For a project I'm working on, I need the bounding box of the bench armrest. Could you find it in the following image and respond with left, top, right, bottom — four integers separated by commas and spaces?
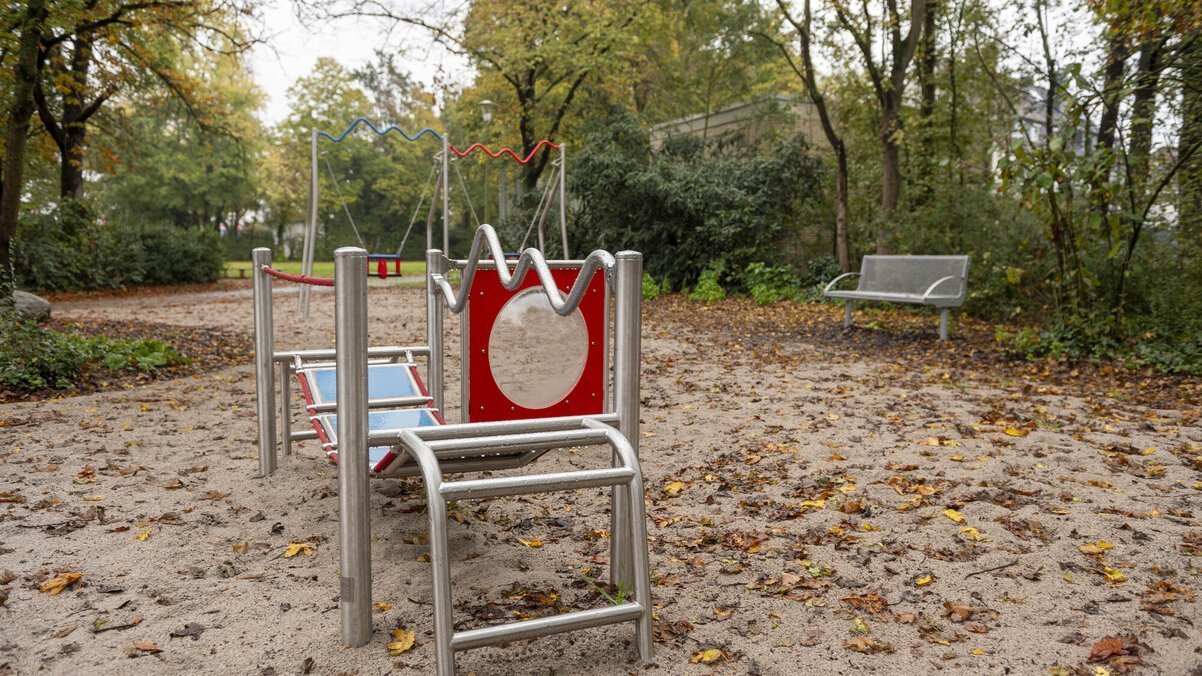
823, 272, 860, 294
921, 275, 960, 301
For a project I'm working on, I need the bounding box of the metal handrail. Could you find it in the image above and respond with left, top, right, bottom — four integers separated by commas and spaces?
921, 275, 961, 301
430, 224, 614, 316
823, 272, 861, 294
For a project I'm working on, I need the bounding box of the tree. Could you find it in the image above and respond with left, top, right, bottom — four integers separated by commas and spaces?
306, 0, 641, 192
830, 0, 927, 254
769, 0, 853, 271
0, 0, 48, 278
32, 0, 256, 200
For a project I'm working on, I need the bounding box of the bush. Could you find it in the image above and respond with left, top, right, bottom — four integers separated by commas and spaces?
571, 110, 826, 291
641, 272, 661, 301
0, 317, 187, 391
12, 201, 223, 291
743, 262, 799, 305
688, 263, 726, 303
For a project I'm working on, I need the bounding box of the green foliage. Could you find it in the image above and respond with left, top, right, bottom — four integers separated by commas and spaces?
0, 319, 187, 391
743, 262, 799, 305
571, 111, 825, 290
688, 262, 726, 303
12, 201, 222, 291
641, 272, 662, 301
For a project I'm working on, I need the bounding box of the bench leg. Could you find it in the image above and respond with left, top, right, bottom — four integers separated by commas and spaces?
939, 309, 949, 341
844, 301, 853, 328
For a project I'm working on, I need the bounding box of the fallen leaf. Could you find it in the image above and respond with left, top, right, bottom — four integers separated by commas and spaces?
845, 636, 894, 654
662, 481, 686, 497
1102, 566, 1127, 584
135, 530, 152, 541
373, 601, 392, 612
915, 574, 935, 587
1004, 427, 1029, 437
39, 573, 83, 596
943, 509, 966, 524
283, 542, 315, 558
517, 538, 544, 548
689, 648, 724, 664
387, 628, 415, 656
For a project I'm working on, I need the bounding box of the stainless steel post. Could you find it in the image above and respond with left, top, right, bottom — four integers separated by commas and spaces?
335, 246, 371, 647
301, 128, 319, 317
426, 249, 446, 415
939, 308, 949, 341
611, 251, 642, 589
844, 301, 853, 328
280, 361, 291, 457
252, 247, 277, 476
442, 137, 450, 255
559, 144, 569, 258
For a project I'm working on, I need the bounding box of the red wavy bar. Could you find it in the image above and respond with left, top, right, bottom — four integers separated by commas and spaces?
449, 139, 561, 164
259, 265, 335, 287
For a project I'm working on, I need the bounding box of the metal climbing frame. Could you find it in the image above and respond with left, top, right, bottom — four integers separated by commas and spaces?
251, 225, 652, 675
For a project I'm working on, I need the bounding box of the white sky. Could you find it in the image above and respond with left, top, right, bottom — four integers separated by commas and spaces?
248, 1, 472, 125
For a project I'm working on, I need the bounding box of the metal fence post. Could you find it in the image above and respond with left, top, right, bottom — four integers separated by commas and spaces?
335, 247, 371, 647
280, 361, 292, 457
252, 247, 277, 477
611, 251, 642, 589
426, 249, 446, 416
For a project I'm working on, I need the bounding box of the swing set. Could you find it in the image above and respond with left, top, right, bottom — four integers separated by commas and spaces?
297, 118, 571, 317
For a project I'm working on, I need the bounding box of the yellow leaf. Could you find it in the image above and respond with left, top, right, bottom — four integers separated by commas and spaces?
232, 541, 249, 554
943, 509, 965, 524
971, 648, 988, 655
283, 542, 315, 558
517, 538, 544, 548
1140, 448, 1155, 456
960, 527, 990, 542
915, 574, 934, 587
39, 573, 82, 595
689, 649, 724, 664
662, 481, 686, 496
387, 628, 415, 656
798, 499, 825, 510
1095, 540, 1114, 550
1102, 566, 1126, 583
135, 530, 151, 541
83, 495, 103, 502
1063, 571, 1075, 584
950, 455, 965, 462
1095, 667, 1112, 676
852, 617, 870, 634
373, 601, 392, 613
1004, 427, 1029, 437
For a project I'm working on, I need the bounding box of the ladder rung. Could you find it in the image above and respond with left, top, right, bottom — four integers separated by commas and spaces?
425, 429, 609, 454
308, 395, 431, 412
450, 602, 644, 652
440, 466, 635, 501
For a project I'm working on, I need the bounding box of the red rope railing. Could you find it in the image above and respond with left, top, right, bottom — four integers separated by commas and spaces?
260, 265, 335, 287
448, 139, 560, 165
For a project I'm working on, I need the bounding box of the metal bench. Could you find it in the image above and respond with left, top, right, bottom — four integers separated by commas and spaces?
823, 255, 970, 340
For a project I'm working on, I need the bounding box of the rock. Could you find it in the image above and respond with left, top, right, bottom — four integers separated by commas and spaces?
13, 290, 50, 322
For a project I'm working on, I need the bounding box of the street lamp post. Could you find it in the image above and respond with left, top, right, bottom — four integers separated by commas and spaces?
480, 99, 494, 225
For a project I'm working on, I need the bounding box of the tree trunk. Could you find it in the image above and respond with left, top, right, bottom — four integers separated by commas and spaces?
1179, 37, 1202, 250
835, 143, 851, 271
0, 0, 48, 280
878, 95, 902, 254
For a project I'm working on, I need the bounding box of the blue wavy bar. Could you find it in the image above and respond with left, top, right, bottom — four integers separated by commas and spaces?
317, 117, 444, 143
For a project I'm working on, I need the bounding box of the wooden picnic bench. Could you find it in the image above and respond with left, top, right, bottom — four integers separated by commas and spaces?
823, 255, 970, 340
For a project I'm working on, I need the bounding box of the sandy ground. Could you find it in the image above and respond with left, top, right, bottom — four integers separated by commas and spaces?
1, 283, 1200, 675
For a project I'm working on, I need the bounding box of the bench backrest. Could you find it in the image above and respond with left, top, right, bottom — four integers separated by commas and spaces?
858, 255, 970, 298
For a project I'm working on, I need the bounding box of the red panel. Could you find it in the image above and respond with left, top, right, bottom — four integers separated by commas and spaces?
467, 268, 606, 422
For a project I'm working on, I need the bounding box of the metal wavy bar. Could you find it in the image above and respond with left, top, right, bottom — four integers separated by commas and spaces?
448, 139, 561, 164
430, 224, 614, 317
317, 117, 444, 143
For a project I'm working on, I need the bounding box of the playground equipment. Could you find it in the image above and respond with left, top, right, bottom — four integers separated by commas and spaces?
298, 117, 572, 317
252, 225, 651, 675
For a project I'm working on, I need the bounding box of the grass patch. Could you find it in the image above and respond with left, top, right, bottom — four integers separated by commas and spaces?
224, 260, 426, 279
